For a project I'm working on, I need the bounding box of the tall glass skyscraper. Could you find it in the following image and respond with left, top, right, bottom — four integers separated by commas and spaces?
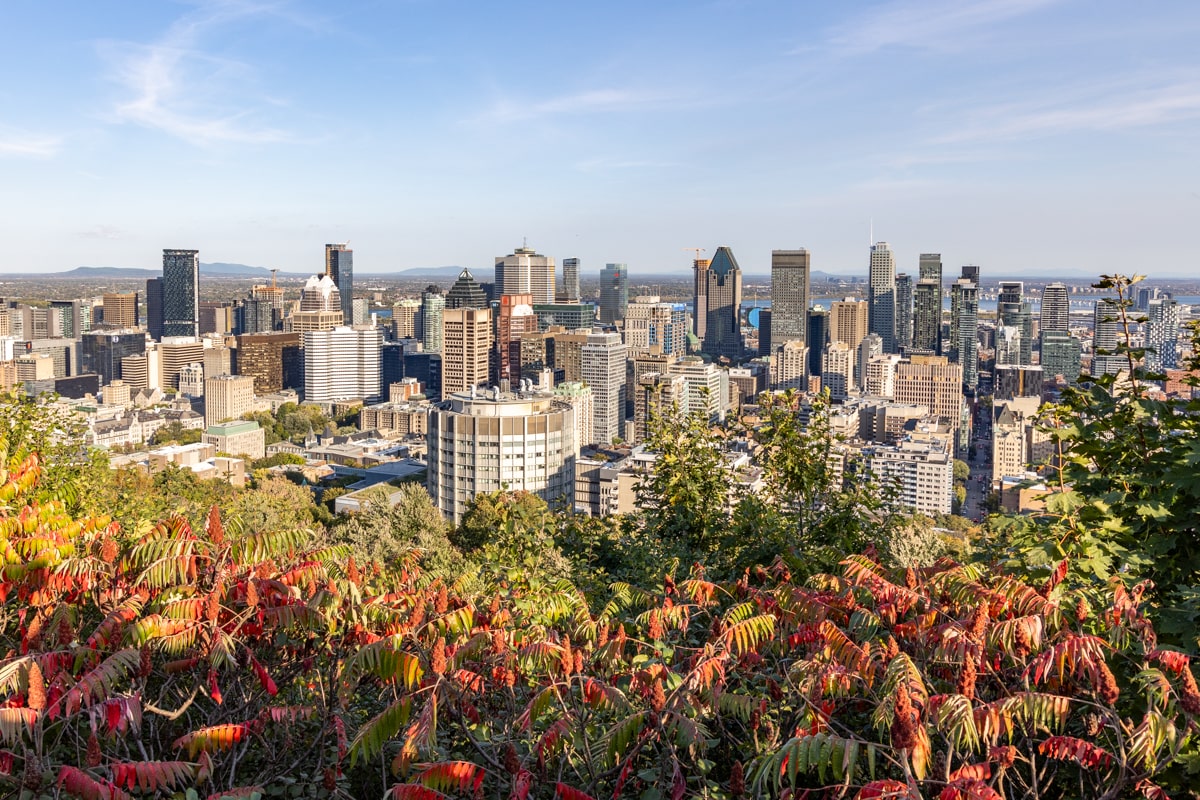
145, 277, 164, 340
949, 276, 979, 390
1040, 282, 1069, 335
998, 281, 1033, 365
561, 257, 581, 302
700, 247, 743, 361
868, 242, 896, 353
598, 263, 629, 324
325, 243, 353, 324
421, 286, 445, 354
770, 249, 810, 351
161, 249, 199, 338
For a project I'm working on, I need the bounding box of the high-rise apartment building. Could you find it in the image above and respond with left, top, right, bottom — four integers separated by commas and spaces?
560, 258, 581, 302
598, 263, 629, 324
145, 278, 164, 340
421, 287, 445, 353
894, 355, 964, 430
1146, 298, 1181, 372
1091, 298, 1124, 376
830, 298, 869, 351
857, 333, 883, 392
441, 307, 493, 398
1040, 332, 1082, 385
325, 243, 353, 324
205, 373, 256, 427
235, 298, 275, 335
427, 389, 576, 524
668, 356, 728, 421
1040, 282, 1069, 335
392, 299, 420, 340
949, 277, 979, 390
894, 273, 913, 352
700, 246, 743, 361
770, 249, 810, 351
495, 245, 555, 305
913, 280, 941, 354
102, 293, 138, 329
303, 325, 382, 403
581, 331, 627, 444
998, 282, 1033, 366
775, 340, 809, 391
821, 341, 855, 401
162, 249, 199, 338
445, 269, 489, 310
919, 253, 943, 283
868, 242, 896, 353
960, 265, 980, 284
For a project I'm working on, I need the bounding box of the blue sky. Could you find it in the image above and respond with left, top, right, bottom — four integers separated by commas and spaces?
3, 0, 1200, 277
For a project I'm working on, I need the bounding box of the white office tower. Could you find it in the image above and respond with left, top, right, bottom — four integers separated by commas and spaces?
427, 389, 576, 524
868, 242, 897, 353
996, 325, 1023, 366
205, 373, 256, 427
496, 245, 556, 305
822, 341, 855, 401
1146, 298, 1181, 372
581, 331, 627, 444
667, 356, 728, 421
303, 325, 383, 403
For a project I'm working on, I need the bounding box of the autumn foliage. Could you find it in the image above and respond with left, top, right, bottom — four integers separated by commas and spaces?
0, 449, 1196, 798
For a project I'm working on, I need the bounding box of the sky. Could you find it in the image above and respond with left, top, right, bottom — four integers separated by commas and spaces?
3, 0, 1200, 278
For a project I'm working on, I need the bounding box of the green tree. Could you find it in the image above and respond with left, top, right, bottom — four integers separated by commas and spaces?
456, 490, 570, 585
331, 483, 468, 578
638, 401, 731, 564
149, 420, 201, 446
952, 458, 970, 484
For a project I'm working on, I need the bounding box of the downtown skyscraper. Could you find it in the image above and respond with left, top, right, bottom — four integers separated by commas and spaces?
912, 253, 942, 355
599, 263, 629, 324
161, 249, 199, 338
325, 243, 353, 324
998, 281, 1033, 366
496, 245, 555, 305
1040, 282, 1070, 335
769, 249, 811, 352
700, 246, 744, 361
868, 242, 896, 354
560, 258, 581, 302
949, 271, 979, 390
894, 273, 913, 352
1146, 298, 1181, 372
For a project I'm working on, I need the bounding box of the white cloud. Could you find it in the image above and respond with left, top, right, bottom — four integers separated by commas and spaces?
103, 1, 303, 146
938, 81, 1200, 144
824, 0, 1060, 55
0, 129, 61, 158
480, 89, 675, 124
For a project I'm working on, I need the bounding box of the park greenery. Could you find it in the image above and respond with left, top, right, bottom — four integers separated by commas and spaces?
0, 274, 1196, 798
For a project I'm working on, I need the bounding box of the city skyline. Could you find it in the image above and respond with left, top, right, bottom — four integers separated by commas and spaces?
2, 1, 1199, 276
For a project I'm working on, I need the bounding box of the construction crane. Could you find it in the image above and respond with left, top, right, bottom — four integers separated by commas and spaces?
270, 268, 278, 288
682, 247, 706, 264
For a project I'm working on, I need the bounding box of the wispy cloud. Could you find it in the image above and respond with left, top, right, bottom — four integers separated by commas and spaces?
77, 225, 126, 240
938, 81, 1200, 144
102, 1, 307, 146
824, 0, 1060, 55
0, 128, 61, 158
574, 156, 680, 173
480, 89, 676, 124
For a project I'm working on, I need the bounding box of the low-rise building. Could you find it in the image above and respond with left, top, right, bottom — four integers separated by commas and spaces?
202, 420, 266, 460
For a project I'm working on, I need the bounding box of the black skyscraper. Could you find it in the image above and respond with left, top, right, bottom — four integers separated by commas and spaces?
146, 277, 164, 340
807, 308, 829, 377
161, 250, 199, 338
325, 244, 353, 323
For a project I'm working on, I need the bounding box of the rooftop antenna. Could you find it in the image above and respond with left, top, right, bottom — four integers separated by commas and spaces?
869, 218, 874, 247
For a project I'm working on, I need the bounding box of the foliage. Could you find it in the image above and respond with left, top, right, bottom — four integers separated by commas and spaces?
735, 390, 897, 577
249, 452, 306, 471
992, 275, 1200, 649
878, 519, 950, 569
331, 483, 468, 578
456, 490, 571, 587
149, 420, 202, 447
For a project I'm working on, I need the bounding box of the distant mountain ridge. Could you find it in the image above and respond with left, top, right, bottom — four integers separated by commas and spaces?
50, 263, 276, 278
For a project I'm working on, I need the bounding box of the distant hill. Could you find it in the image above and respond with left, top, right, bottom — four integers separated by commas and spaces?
49, 263, 277, 279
